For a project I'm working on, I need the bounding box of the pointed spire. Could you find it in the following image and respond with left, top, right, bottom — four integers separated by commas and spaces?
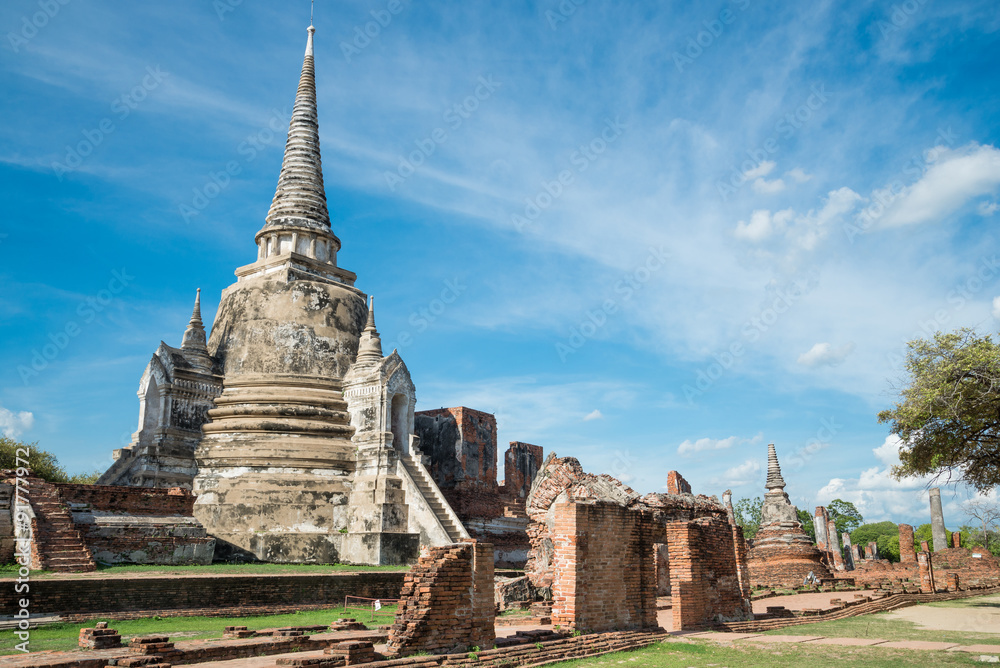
262, 22, 332, 235
765, 443, 786, 491
181, 289, 208, 353
356, 296, 384, 365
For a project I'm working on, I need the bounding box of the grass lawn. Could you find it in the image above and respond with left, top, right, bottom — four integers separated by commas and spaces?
0, 562, 409, 579
553, 638, 992, 668
0, 605, 399, 655
758, 594, 1000, 647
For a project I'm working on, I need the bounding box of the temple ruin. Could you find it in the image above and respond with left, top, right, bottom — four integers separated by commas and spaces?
746, 444, 832, 587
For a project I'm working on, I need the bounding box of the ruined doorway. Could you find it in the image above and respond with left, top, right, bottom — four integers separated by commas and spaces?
390, 393, 408, 453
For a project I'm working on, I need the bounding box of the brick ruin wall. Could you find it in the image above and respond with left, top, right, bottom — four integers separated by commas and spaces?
898, 523, 916, 563
414, 408, 505, 519
504, 442, 544, 500
58, 483, 214, 565
665, 471, 691, 495
0, 571, 406, 616
666, 517, 752, 629
550, 501, 659, 632
57, 484, 196, 515
415, 411, 542, 567
387, 542, 494, 655
840, 523, 1000, 590
526, 456, 751, 630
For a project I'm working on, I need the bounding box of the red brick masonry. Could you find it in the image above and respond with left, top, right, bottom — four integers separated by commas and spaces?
387, 542, 494, 655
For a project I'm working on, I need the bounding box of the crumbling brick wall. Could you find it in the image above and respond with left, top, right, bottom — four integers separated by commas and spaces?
58, 483, 213, 565
899, 523, 916, 564
550, 501, 659, 632
667, 516, 753, 629
504, 442, 543, 499
57, 484, 195, 515
666, 471, 691, 495
525, 455, 751, 630
414, 407, 502, 519
387, 541, 494, 656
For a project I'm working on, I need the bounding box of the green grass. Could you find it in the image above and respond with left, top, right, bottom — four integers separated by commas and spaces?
760, 602, 1000, 646
0, 562, 409, 579
0, 605, 398, 655
551, 638, 991, 668
498, 608, 533, 617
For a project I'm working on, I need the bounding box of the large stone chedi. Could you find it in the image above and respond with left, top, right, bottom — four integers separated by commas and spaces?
192, 24, 420, 564
745, 444, 832, 587
105, 22, 434, 564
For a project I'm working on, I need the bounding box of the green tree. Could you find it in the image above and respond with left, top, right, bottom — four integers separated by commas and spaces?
827, 499, 864, 534
0, 437, 99, 484
797, 509, 815, 540
734, 496, 763, 540
878, 329, 1000, 492
0, 437, 67, 482
912, 523, 955, 552
850, 521, 901, 561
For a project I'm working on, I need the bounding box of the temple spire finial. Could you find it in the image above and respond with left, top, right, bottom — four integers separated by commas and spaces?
181, 289, 209, 355
765, 443, 786, 491
260, 15, 332, 235
356, 295, 384, 365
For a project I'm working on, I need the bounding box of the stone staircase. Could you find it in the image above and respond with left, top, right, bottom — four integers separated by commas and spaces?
28, 479, 97, 572
398, 454, 469, 544
503, 497, 528, 518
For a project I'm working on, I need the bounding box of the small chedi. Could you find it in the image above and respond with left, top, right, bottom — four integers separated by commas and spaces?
746, 444, 832, 587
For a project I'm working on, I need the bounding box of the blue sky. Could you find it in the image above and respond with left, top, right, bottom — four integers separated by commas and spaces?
1, 0, 999, 528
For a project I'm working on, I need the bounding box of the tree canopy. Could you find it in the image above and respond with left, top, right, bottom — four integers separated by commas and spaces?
0, 436, 101, 484
797, 509, 815, 540
827, 499, 864, 535
734, 496, 762, 540
850, 521, 902, 563
878, 329, 1000, 492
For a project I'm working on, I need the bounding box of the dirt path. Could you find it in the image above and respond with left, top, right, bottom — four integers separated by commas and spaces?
882, 593, 1000, 633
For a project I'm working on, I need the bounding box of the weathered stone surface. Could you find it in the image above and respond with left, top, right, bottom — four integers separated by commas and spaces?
929, 487, 947, 553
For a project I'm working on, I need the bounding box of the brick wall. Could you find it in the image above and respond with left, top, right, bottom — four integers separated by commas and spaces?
504, 442, 543, 499
666, 516, 753, 630
0, 572, 406, 615
525, 456, 750, 632
414, 408, 497, 492
57, 484, 195, 515
415, 407, 502, 521
550, 501, 658, 632
665, 471, 691, 495
387, 542, 494, 655
917, 551, 936, 593
899, 523, 916, 564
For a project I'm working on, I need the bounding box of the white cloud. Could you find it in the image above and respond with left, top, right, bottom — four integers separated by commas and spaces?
981, 201, 1000, 216
0, 407, 34, 439
583, 409, 603, 421
713, 459, 761, 487
816, 436, 943, 523
993, 296, 1000, 320
753, 177, 786, 194
677, 432, 763, 455
734, 208, 794, 242
734, 188, 861, 250
744, 160, 776, 179
880, 143, 1000, 227
797, 341, 856, 367
787, 167, 812, 183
